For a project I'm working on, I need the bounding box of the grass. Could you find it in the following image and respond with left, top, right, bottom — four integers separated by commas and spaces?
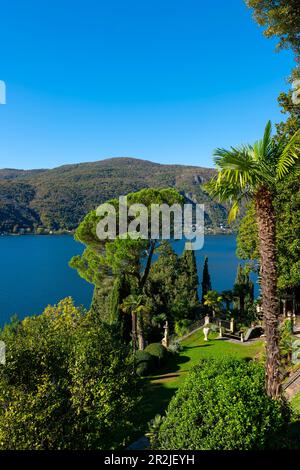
291, 391, 300, 414
134, 329, 264, 437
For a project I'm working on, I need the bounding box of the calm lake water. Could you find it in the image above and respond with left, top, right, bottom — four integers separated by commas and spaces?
0, 234, 257, 326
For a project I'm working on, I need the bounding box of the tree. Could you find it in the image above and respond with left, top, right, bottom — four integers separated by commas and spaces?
201, 257, 212, 303
279, 319, 294, 368
233, 264, 254, 317
221, 290, 233, 312
203, 290, 223, 318
70, 188, 184, 321
109, 274, 131, 341
237, 170, 300, 293
245, 1, 300, 145
0, 298, 140, 449
120, 294, 149, 351
276, 171, 300, 292
246, 0, 300, 59
276, 89, 300, 141
144, 242, 200, 335
236, 204, 260, 263
205, 121, 300, 397
181, 248, 199, 302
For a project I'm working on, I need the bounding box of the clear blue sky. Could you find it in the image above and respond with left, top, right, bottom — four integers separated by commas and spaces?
0, 0, 295, 170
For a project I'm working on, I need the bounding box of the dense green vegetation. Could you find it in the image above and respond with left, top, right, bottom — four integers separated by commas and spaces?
0, 157, 231, 234
152, 358, 291, 450
70, 188, 201, 348
246, 0, 300, 59
0, 298, 140, 450
206, 121, 300, 397
132, 330, 265, 443
1, 0, 300, 452
237, 170, 300, 293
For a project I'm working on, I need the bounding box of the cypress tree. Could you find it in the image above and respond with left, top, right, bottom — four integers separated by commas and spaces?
181, 248, 199, 302
90, 279, 113, 323
201, 257, 212, 303
110, 274, 131, 342
235, 264, 245, 285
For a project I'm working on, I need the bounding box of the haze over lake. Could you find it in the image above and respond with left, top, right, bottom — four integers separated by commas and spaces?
0, 234, 257, 326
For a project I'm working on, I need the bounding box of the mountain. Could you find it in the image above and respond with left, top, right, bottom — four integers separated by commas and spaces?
0, 157, 232, 234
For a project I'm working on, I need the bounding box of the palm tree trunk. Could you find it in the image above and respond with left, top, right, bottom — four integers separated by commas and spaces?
131, 311, 137, 353
137, 315, 145, 350
255, 188, 281, 398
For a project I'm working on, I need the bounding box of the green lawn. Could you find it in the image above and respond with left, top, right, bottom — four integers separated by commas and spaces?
135, 329, 264, 436
291, 391, 300, 414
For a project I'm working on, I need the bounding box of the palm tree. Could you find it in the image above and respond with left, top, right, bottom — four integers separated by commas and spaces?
206, 121, 300, 397
221, 290, 233, 312
203, 290, 223, 318
121, 294, 149, 351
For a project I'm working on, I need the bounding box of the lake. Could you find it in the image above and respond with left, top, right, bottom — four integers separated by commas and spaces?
0, 234, 257, 326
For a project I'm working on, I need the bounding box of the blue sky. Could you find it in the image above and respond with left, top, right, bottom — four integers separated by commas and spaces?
0, 0, 295, 170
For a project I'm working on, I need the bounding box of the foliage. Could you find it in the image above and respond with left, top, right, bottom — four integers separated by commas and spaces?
120, 294, 149, 351
181, 249, 199, 302
70, 188, 183, 287
233, 264, 254, 318
276, 171, 300, 290
174, 319, 193, 337
280, 319, 295, 367
205, 121, 300, 221
0, 158, 226, 234
205, 121, 300, 396
135, 351, 155, 377
237, 170, 300, 291
203, 290, 223, 315
221, 289, 234, 311
0, 298, 140, 450
236, 203, 259, 261
276, 88, 300, 141
201, 256, 212, 303
153, 358, 291, 450
144, 343, 167, 367
246, 0, 300, 59
146, 415, 165, 449
89, 279, 114, 323
109, 274, 131, 340
167, 340, 183, 354
144, 242, 200, 335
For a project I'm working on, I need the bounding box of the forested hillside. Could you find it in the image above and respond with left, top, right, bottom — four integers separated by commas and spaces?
0, 157, 231, 233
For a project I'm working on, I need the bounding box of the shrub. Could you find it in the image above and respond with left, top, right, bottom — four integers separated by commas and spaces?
135, 351, 155, 376
174, 319, 192, 337
144, 343, 167, 367
168, 340, 183, 354
0, 298, 140, 450
154, 358, 291, 450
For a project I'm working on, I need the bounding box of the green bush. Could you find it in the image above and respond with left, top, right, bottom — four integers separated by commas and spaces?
174, 319, 192, 337
154, 358, 291, 450
0, 298, 140, 450
144, 343, 167, 367
168, 340, 183, 354
135, 351, 154, 376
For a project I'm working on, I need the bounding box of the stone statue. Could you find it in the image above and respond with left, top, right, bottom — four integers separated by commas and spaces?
162, 321, 169, 348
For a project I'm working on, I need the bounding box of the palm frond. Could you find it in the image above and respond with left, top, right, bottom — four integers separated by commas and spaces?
228, 200, 240, 223
261, 120, 272, 159
276, 129, 300, 180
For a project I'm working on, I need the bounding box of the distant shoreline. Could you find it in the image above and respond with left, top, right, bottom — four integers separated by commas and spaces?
0, 228, 236, 237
